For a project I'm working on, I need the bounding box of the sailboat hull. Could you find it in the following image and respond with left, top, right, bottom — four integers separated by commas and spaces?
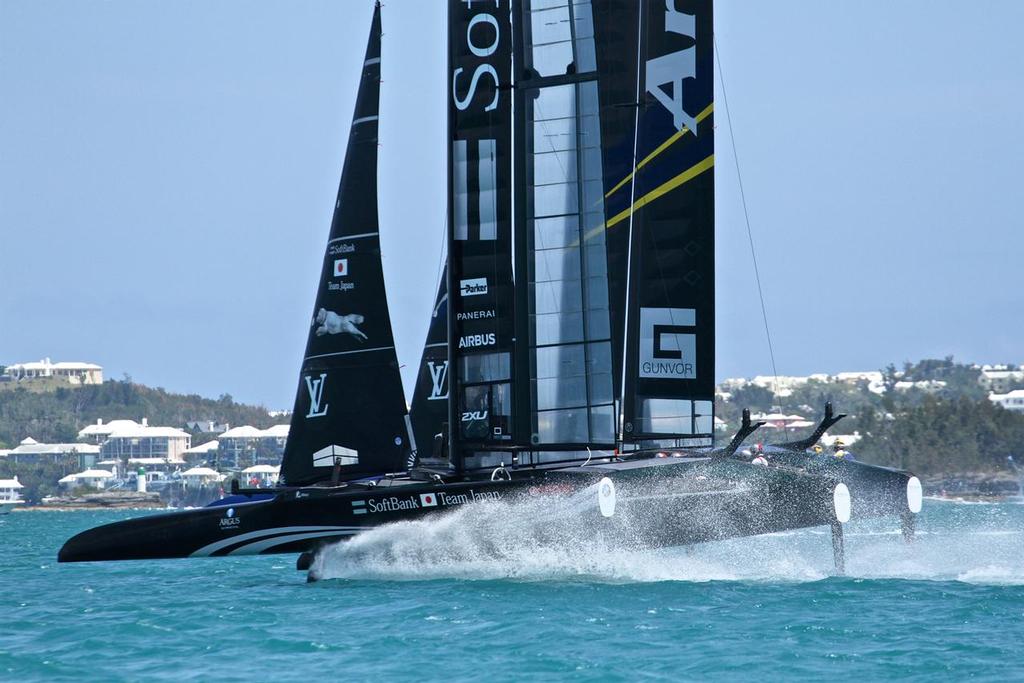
58, 456, 915, 563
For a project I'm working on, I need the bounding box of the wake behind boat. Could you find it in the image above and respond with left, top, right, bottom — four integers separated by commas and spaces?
59, 0, 919, 575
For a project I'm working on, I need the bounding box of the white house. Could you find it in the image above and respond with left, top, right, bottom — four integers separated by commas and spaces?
6, 438, 101, 469
3, 358, 103, 385
78, 419, 147, 444
979, 365, 1024, 393
990, 389, 1024, 413
181, 440, 220, 465
218, 425, 289, 468
100, 421, 191, 462
181, 467, 223, 488
60, 469, 115, 490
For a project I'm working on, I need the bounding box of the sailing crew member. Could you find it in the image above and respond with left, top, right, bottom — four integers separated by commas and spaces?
751, 443, 768, 466
812, 445, 824, 455
832, 439, 853, 460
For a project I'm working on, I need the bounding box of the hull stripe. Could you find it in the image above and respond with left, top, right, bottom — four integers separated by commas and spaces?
189, 526, 363, 558
230, 529, 361, 555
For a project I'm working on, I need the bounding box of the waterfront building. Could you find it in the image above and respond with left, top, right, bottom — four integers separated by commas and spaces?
242, 464, 280, 487
59, 469, 115, 490
78, 419, 147, 444
989, 389, 1024, 413
184, 421, 230, 435
218, 425, 289, 469
181, 440, 220, 466
5, 438, 101, 469
978, 365, 1024, 393
181, 467, 223, 488
100, 422, 191, 462
3, 358, 103, 385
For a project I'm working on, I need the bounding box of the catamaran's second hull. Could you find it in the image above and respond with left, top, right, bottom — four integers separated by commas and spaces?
57, 456, 916, 564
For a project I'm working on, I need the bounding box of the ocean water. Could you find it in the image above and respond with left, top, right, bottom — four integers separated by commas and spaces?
2, 500, 1023, 681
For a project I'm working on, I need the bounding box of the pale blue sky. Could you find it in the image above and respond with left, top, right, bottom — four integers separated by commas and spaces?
2, 1, 1022, 409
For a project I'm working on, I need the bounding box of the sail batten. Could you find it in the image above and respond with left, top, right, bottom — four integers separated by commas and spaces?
280, 3, 412, 486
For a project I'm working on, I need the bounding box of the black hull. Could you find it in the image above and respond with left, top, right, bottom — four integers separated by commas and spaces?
58, 456, 917, 564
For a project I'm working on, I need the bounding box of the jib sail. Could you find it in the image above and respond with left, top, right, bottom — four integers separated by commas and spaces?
280, 3, 412, 486
621, 0, 715, 445
409, 265, 450, 465
446, 0, 516, 470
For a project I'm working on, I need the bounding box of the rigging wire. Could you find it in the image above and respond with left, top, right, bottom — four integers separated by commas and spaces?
713, 34, 780, 403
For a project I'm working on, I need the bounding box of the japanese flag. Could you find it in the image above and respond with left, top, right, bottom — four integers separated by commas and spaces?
333, 259, 348, 277
419, 492, 438, 507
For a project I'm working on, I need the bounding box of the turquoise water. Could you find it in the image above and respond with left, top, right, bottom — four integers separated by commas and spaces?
2, 501, 1023, 681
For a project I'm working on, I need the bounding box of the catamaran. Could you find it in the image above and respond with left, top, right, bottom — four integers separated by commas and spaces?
59, 0, 921, 574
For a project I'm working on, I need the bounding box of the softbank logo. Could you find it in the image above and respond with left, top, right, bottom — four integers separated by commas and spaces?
646, 3, 699, 133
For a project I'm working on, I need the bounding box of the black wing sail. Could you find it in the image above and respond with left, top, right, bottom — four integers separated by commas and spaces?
280, 3, 411, 486
446, 0, 517, 471
409, 265, 449, 465
622, 0, 715, 446
510, 0, 631, 459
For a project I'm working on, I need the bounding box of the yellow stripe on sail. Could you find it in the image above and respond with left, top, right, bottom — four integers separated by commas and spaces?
604, 102, 714, 200
602, 153, 715, 231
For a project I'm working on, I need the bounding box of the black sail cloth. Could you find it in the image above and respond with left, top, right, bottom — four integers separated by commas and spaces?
280, 4, 411, 486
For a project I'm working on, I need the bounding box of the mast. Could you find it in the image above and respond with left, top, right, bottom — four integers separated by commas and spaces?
279, 3, 412, 486
446, 0, 516, 472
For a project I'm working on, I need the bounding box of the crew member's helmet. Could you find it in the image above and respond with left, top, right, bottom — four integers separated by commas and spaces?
812, 445, 823, 454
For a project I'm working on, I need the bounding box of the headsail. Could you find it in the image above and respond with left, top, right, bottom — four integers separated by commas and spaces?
280, 3, 411, 486
620, 0, 715, 445
409, 265, 450, 465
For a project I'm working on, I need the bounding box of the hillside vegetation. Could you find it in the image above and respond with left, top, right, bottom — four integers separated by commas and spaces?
0, 380, 279, 447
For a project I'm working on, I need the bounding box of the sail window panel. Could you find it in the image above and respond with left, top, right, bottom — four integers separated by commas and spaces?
583, 243, 608, 277
535, 343, 586, 379
533, 150, 577, 186
574, 38, 596, 74
694, 400, 714, 434
528, 0, 569, 12
530, 42, 575, 78
459, 351, 511, 384
581, 180, 604, 214
536, 408, 589, 443
584, 275, 609, 308
532, 279, 583, 315
533, 312, 584, 346
529, 6, 572, 47
533, 85, 575, 122
533, 181, 580, 217
534, 246, 582, 284
533, 215, 579, 250
571, 2, 595, 39
581, 211, 606, 245
535, 376, 588, 411
534, 119, 577, 154
587, 372, 614, 406
589, 405, 616, 443
579, 80, 600, 116
640, 398, 694, 435
580, 146, 603, 182
586, 311, 611, 341
578, 115, 601, 150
